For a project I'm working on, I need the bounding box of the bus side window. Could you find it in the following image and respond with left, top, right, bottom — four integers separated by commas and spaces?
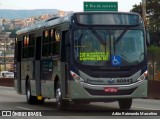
53, 28, 60, 56
23, 35, 29, 59
49, 29, 54, 56
43, 30, 49, 43
42, 30, 49, 57
28, 34, 35, 58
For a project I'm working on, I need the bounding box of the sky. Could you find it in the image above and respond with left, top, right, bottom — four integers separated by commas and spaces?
0, 0, 141, 12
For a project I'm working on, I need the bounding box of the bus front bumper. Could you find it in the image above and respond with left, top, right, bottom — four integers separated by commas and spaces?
69, 80, 148, 101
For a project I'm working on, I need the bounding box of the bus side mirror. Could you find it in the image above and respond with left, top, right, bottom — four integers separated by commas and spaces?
146, 30, 150, 45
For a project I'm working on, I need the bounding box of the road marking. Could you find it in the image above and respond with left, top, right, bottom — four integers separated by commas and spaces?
132, 106, 160, 110
15, 106, 33, 110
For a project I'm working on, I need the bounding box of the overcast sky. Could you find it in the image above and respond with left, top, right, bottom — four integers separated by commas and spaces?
0, 0, 141, 12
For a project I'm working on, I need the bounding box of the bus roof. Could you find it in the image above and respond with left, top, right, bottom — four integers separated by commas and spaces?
16, 11, 140, 35
16, 12, 74, 35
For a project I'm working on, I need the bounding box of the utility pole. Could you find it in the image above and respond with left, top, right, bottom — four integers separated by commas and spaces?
142, 0, 147, 27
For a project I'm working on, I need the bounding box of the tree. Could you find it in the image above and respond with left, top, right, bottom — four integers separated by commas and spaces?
131, 0, 160, 46
131, 3, 142, 16
131, 0, 160, 28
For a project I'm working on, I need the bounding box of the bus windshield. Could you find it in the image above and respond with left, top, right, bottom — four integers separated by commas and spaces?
74, 29, 144, 66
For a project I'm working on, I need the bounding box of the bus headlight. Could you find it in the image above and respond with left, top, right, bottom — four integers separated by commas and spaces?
137, 71, 148, 81
70, 71, 84, 83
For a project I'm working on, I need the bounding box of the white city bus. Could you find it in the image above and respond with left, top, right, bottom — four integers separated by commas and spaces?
15, 12, 148, 110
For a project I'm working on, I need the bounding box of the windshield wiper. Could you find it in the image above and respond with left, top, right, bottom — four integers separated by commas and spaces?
113, 27, 130, 54
75, 33, 83, 41
115, 27, 129, 44
89, 27, 106, 44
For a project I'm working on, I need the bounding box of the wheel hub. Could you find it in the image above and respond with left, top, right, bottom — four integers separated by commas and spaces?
56, 88, 61, 104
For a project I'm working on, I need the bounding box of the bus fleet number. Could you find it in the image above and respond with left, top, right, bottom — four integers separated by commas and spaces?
117, 79, 133, 83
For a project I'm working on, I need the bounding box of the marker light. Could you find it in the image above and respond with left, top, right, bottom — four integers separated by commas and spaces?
70, 71, 84, 82
137, 71, 148, 81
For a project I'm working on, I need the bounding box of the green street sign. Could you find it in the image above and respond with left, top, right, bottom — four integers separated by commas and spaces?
84, 2, 118, 11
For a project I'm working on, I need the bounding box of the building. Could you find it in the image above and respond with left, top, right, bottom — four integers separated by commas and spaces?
0, 31, 14, 71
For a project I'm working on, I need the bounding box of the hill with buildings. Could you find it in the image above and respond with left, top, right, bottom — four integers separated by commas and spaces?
0, 9, 58, 19
0, 9, 65, 71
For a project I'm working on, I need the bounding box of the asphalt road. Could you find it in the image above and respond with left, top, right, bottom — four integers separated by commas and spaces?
0, 86, 160, 119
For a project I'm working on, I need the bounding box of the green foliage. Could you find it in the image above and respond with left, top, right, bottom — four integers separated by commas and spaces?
131, 0, 160, 46
147, 45, 160, 54
131, 4, 142, 16
131, 0, 160, 30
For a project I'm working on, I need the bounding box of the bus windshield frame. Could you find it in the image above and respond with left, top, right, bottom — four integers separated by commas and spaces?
72, 12, 145, 68
74, 12, 141, 26
73, 28, 145, 67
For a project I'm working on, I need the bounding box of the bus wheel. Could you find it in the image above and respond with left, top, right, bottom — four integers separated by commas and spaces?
26, 80, 37, 104
118, 99, 132, 110
55, 81, 68, 110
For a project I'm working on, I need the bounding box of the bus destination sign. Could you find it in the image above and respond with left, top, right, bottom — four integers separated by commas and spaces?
84, 2, 118, 11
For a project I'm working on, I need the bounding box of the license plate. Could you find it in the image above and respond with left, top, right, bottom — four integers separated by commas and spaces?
104, 87, 118, 93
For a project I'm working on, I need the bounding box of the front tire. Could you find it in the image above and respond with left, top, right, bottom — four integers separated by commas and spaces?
26, 80, 37, 104
118, 99, 132, 110
55, 81, 68, 110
